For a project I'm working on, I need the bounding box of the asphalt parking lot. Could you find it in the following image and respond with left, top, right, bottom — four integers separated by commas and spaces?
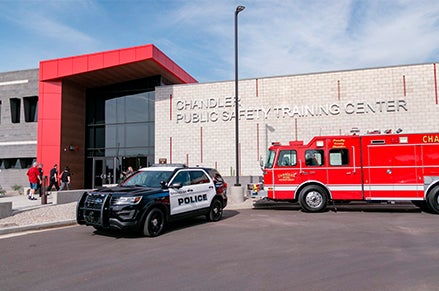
1, 200, 437, 290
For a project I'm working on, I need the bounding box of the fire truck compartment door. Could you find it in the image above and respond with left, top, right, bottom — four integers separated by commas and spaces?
365, 144, 420, 199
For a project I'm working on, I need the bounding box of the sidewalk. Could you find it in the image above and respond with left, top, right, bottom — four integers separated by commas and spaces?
0, 193, 77, 235
0, 193, 256, 236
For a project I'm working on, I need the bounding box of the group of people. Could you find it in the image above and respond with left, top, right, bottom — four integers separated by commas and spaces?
26, 162, 71, 200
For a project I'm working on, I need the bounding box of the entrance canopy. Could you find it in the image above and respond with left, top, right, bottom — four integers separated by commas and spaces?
37, 44, 197, 188
39, 44, 197, 86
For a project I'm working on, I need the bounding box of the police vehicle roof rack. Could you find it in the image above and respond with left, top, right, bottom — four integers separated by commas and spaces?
151, 163, 187, 168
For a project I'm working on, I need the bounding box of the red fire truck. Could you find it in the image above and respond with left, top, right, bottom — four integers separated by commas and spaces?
261, 132, 439, 213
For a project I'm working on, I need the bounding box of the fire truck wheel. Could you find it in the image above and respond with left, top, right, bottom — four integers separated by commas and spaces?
427, 187, 439, 214
141, 208, 165, 237
299, 185, 328, 212
206, 199, 223, 222
411, 200, 430, 212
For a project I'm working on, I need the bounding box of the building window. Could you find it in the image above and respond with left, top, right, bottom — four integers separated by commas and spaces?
10, 98, 21, 123
0, 158, 35, 169
23, 96, 38, 122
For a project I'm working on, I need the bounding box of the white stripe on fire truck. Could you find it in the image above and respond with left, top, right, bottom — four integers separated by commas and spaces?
267, 184, 423, 192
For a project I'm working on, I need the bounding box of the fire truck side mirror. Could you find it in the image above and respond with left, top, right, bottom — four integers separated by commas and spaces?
259, 156, 264, 169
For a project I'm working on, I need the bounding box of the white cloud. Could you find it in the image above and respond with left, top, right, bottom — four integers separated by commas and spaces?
0, 0, 438, 81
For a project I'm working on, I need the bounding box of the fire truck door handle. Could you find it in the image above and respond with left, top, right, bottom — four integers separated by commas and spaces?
352, 146, 356, 174
387, 169, 392, 174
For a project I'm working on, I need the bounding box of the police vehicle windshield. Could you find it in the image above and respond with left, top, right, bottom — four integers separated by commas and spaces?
121, 170, 174, 188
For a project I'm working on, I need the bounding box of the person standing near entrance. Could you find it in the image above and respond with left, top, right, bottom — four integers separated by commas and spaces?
59, 166, 71, 190
26, 162, 41, 200
47, 164, 60, 192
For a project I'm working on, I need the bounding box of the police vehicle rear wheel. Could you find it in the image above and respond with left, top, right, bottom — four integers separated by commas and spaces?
427, 187, 439, 214
142, 208, 165, 237
299, 185, 327, 212
207, 199, 223, 222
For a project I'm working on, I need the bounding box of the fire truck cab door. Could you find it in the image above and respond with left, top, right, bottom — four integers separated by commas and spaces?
326, 138, 363, 200
365, 143, 419, 199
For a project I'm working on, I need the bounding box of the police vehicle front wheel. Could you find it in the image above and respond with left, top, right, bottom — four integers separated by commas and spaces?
142, 208, 165, 237
207, 199, 223, 222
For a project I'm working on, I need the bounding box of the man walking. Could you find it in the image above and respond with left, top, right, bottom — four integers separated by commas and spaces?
26, 162, 41, 200
47, 164, 60, 192
59, 166, 71, 191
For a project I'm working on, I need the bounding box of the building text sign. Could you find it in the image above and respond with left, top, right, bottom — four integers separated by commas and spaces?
175, 97, 407, 124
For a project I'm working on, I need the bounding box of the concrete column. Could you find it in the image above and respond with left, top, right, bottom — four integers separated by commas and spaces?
0, 202, 12, 219
230, 185, 244, 204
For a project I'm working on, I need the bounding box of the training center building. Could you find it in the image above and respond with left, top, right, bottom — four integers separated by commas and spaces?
0, 43, 438, 191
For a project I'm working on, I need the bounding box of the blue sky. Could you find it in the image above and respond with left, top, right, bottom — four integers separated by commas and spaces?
1, 0, 439, 83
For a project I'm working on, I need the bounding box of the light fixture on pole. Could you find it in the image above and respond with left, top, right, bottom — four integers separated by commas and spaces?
234, 5, 245, 186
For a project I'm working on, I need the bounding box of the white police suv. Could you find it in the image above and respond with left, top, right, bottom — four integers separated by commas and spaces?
76, 164, 228, 237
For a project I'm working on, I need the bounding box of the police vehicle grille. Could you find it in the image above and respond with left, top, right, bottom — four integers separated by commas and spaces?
84, 194, 107, 210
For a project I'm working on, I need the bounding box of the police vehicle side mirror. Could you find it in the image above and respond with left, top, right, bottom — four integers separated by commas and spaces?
169, 182, 183, 189
160, 180, 169, 189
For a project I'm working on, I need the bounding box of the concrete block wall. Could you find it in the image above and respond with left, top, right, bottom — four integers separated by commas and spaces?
155, 63, 439, 177
0, 69, 39, 191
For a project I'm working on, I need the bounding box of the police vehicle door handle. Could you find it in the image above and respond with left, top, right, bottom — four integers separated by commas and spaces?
209, 186, 214, 189
187, 189, 193, 192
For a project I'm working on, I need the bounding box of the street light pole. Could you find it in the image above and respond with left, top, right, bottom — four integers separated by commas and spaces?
234, 5, 245, 187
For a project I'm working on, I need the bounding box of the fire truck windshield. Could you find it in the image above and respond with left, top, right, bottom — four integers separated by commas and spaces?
265, 150, 276, 168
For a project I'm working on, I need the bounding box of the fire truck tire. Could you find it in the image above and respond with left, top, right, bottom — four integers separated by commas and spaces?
206, 199, 223, 222
141, 208, 165, 237
411, 201, 430, 212
299, 185, 328, 212
427, 187, 439, 214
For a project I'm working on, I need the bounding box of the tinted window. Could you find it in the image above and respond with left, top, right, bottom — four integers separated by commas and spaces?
121, 170, 173, 188
190, 170, 210, 184
265, 150, 276, 168
277, 150, 296, 166
207, 168, 224, 182
10, 98, 20, 123
172, 171, 191, 186
305, 150, 324, 166
329, 148, 349, 166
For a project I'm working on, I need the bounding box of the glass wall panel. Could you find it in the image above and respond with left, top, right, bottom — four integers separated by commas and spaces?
85, 77, 159, 188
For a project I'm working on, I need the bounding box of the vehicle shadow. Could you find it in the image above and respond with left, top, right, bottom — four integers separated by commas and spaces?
92, 209, 240, 239
253, 200, 424, 214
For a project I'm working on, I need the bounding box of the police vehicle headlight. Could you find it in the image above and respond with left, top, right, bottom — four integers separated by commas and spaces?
114, 196, 142, 205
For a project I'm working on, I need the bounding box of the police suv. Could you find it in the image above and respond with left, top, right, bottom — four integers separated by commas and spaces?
76, 164, 228, 237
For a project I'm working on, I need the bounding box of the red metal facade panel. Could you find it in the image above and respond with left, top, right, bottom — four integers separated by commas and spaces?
38, 44, 197, 187
57, 58, 74, 77
37, 81, 62, 172
72, 56, 88, 73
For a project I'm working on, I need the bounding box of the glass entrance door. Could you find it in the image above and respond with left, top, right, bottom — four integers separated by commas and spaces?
92, 157, 119, 188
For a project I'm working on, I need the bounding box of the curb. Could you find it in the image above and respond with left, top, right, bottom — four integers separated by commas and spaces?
0, 219, 77, 236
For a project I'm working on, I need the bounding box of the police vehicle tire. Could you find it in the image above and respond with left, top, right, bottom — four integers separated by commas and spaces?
93, 226, 104, 231
299, 185, 327, 212
142, 208, 165, 237
207, 199, 223, 222
427, 187, 439, 214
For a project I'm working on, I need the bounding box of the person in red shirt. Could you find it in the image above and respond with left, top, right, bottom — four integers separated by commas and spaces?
26, 162, 41, 200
